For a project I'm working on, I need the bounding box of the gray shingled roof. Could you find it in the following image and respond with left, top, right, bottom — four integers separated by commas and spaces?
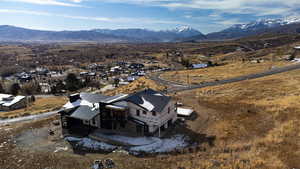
124, 88, 171, 112
103, 94, 128, 103
70, 106, 100, 121
80, 93, 110, 103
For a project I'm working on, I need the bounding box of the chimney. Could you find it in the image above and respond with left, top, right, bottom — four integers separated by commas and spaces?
69, 93, 81, 103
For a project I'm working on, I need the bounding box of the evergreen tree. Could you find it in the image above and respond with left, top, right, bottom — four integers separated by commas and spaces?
10, 83, 21, 96
65, 73, 82, 92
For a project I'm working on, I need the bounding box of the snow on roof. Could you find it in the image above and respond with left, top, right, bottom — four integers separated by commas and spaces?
0, 94, 26, 107
154, 93, 163, 96
70, 105, 100, 121
125, 89, 171, 113
292, 58, 300, 63
63, 100, 93, 109
105, 104, 127, 111
140, 96, 154, 111
80, 93, 109, 103
0, 94, 12, 100
104, 94, 128, 104
294, 46, 300, 49
177, 107, 193, 116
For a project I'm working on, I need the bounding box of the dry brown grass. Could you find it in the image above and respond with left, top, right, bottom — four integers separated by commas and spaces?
105, 77, 166, 95
0, 96, 67, 119
176, 69, 300, 168
0, 45, 31, 55
2, 65, 300, 169
161, 61, 290, 84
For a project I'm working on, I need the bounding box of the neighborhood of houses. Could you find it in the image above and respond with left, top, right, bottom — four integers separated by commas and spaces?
1, 62, 172, 94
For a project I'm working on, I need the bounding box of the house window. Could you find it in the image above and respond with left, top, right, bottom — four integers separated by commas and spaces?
143, 110, 147, 115
152, 111, 156, 116
136, 109, 140, 116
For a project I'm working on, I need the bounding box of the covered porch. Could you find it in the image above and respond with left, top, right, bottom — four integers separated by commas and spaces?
59, 106, 100, 136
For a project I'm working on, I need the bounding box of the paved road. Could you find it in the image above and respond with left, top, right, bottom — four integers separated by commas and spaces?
0, 110, 60, 126
150, 63, 300, 93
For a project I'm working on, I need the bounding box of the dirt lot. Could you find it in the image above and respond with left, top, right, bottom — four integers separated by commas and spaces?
0, 114, 208, 169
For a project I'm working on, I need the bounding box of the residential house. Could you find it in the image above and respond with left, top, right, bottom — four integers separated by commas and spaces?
0, 94, 27, 111
39, 83, 52, 93
292, 46, 300, 58
191, 63, 208, 69
59, 89, 177, 137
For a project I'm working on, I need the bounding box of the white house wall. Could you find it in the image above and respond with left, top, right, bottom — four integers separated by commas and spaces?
128, 100, 177, 133
70, 98, 177, 134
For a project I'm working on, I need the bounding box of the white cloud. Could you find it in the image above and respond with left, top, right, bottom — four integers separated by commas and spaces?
88, 0, 300, 17
183, 12, 245, 28
3, 0, 299, 16
0, 9, 53, 16
68, 0, 83, 3
0, 9, 183, 26
214, 19, 244, 26
1, 0, 83, 7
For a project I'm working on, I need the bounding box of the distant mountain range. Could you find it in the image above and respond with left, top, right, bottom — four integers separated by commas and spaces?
1, 17, 300, 43
204, 17, 300, 41
0, 25, 203, 43
93, 26, 203, 42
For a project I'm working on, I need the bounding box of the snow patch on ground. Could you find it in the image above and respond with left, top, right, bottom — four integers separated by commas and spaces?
92, 133, 158, 146
129, 135, 188, 153
65, 135, 189, 154
54, 146, 68, 153
65, 137, 116, 150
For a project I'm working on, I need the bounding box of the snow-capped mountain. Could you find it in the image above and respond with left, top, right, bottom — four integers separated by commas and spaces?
231, 17, 300, 31
0, 25, 204, 42
206, 17, 300, 40
93, 26, 203, 42
165, 26, 202, 37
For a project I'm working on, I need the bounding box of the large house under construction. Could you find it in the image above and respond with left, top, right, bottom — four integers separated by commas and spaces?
59, 89, 177, 137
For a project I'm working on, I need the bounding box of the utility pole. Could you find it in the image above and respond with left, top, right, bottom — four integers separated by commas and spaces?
187, 74, 190, 87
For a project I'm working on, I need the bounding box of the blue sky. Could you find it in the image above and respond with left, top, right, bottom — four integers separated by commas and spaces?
0, 0, 299, 34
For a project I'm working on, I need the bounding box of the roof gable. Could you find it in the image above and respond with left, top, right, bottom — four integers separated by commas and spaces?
124, 89, 171, 112
80, 93, 110, 103
70, 106, 100, 121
